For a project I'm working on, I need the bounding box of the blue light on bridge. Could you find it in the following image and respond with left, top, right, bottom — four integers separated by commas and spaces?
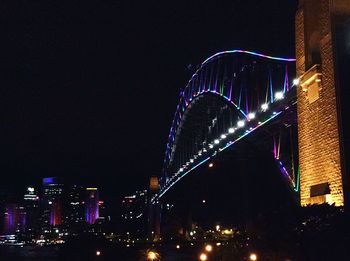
201, 50, 296, 65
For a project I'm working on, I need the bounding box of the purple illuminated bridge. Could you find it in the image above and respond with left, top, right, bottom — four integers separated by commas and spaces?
153, 50, 298, 203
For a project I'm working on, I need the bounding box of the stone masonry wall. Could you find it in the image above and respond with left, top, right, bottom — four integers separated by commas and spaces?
296, 0, 344, 206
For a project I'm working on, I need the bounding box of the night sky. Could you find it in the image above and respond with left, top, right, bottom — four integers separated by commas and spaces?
0, 1, 298, 203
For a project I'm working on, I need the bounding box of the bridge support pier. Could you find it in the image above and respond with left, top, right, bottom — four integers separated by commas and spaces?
296, 0, 350, 206
147, 176, 161, 241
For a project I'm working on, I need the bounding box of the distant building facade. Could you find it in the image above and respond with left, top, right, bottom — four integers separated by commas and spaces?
3, 204, 26, 235
41, 177, 63, 227
121, 190, 148, 238
23, 186, 39, 232
65, 185, 84, 225
85, 188, 99, 224
121, 190, 147, 220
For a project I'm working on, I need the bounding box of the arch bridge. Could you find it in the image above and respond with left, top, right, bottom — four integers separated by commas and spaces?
150, 0, 349, 223
154, 50, 299, 202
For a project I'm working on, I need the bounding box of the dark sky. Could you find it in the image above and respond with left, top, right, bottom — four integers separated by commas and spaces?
0, 0, 298, 202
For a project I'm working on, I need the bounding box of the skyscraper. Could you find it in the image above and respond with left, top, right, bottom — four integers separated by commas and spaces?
50, 200, 62, 226
85, 188, 99, 224
3, 204, 26, 235
23, 186, 39, 233
41, 177, 63, 228
121, 190, 148, 237
65, 185, 84, 225
121, 190, 147, 220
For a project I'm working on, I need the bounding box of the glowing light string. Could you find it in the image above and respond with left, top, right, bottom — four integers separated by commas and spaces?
202, 50, 296, 65
284, 65, 289, 93
295, 166, 300, 192
269, 70, 274, 103
277, 160, 296, 189
155, 111, 283, 201
277, 133, 281, 160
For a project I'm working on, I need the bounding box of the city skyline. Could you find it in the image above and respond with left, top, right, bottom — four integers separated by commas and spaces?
0, 176, 113, 245
1, 1, 350, 260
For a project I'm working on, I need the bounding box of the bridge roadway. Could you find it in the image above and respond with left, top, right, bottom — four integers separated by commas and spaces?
153, 85, 297, 204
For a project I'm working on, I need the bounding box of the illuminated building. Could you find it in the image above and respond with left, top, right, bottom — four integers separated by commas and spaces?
92, 200, 111, 235
121, 190, 147, 220
95, 200, 110, 224
24, 187, 39, 202
3, 204, 26, 234
65, 185, 84, 224
121, 190, 148, 237
85, 188, 99, 224
42, 177, 63, 227
23, 186, 39, 232
50, 200, 62, 226
98, 200, 106, 219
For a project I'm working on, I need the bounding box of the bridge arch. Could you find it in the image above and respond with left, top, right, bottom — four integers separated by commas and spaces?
159, 50, 297, 200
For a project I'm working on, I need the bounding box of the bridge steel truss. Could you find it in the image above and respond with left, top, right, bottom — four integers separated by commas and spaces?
157, 50, 298, 202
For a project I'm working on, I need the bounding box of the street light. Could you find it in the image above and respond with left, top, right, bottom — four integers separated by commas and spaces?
249, 253, 258, 261
208, 163, 214, 168
205, 244, 213, 252
147, 251, 158, 260
96, 250, 101, 256
199, 253, 208, 261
